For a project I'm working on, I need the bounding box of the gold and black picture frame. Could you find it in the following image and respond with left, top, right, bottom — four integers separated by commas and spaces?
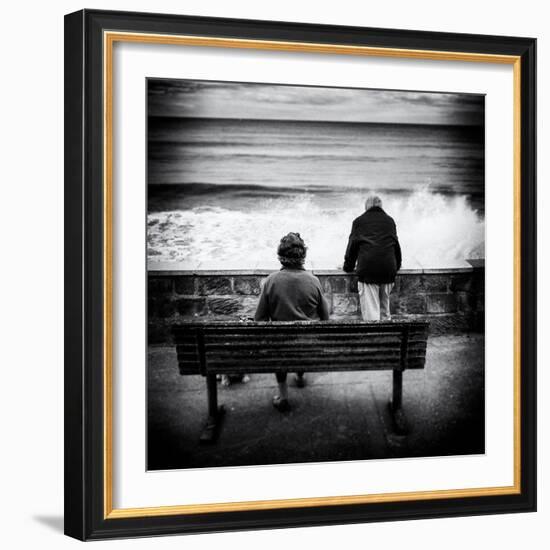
64, 9, 536, 540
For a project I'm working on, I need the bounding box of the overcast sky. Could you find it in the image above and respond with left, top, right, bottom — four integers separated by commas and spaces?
148, 79, 484, 126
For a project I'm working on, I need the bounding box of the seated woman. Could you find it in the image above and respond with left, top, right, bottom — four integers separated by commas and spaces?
254, 232, 330, 412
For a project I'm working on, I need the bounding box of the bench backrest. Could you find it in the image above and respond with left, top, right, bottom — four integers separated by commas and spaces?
172, 321, 429, 376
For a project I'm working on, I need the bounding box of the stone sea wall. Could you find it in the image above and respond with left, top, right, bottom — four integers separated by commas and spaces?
148, 263, 484, 344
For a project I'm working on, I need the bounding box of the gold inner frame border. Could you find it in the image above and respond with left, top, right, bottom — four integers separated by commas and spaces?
102, 30, 522, 519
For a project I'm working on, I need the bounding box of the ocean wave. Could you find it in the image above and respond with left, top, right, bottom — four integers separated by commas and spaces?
147, 187, 484, 270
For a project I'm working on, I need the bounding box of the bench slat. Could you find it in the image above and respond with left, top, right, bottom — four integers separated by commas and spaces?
205, 341, 402, 349
203, 342, 426, 352
203, 332, 403, 341
171, 321, 429, 375
204, 353, 404, 362
205, 359, 402, 373
204, 350, 427, 361
206, 348, 401, 356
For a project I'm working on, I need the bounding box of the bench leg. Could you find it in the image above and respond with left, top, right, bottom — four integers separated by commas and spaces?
199, 373, 225, 444
388, 369, 409, 435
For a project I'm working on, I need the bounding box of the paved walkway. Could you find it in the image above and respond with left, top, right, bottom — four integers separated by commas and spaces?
147, 334, 484, 470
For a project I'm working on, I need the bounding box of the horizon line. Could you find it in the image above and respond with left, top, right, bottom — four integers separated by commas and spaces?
147, 115, 483, 128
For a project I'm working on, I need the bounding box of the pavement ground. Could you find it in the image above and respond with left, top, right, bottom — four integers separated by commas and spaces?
147, 334, 484, 470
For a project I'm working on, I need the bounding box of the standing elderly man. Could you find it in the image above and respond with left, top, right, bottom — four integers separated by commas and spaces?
343, 195, 402, 321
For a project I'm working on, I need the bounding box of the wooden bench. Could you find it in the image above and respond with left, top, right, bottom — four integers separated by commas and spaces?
172, 320, 430, 442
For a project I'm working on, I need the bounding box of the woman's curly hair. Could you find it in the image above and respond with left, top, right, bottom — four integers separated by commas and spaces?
277, 232, 307, 269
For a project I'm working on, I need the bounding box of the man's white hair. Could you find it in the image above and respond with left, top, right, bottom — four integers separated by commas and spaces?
365, 195, 382, 211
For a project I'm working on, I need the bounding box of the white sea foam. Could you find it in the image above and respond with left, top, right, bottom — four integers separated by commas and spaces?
147, 188, 484, 270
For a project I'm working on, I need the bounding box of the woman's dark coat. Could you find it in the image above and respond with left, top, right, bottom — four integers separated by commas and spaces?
343, 206, 402, 284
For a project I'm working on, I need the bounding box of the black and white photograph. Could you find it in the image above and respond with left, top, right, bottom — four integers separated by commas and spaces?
146, 78, 485, 471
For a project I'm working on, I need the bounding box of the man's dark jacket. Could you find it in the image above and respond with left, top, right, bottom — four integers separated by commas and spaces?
343, 206, 402, 284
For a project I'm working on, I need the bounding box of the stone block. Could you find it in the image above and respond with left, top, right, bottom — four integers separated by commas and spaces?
148, 297, 176, 318
472, 268, 485, 290
468, 259, 485, 268
147, 297, 158, 318
148, 277, 173, 296
399, 274, 423, 294
327, 276, 348, 294
389, 293, 403, 314
208, 297, 242, 315
159, 298, 176, 318
317, 276, 331, 293
206, 296, 259, 318
174, 276, 195, 295
400, 294, 427, 314
175, 298, 206, 317
349, 276, 359, 293
425, 312, 483, 334
331, 294, 359, 316
148, 322, 168, 345
331, 311, 361, 320
476, 292, 485, 312
456, 291, 476, 313
426, 293, 457, 314
197, 276, 232, 296
450, 273, 473, 292
422, 274, 449, 292
391, 276, 401, 293
473, 311, 485, 332
427, 314, 469, 335
236, 296, 261, 318
234, 276, 261, 295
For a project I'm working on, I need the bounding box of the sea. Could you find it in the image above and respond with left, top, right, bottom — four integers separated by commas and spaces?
147, 117, 485, 270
